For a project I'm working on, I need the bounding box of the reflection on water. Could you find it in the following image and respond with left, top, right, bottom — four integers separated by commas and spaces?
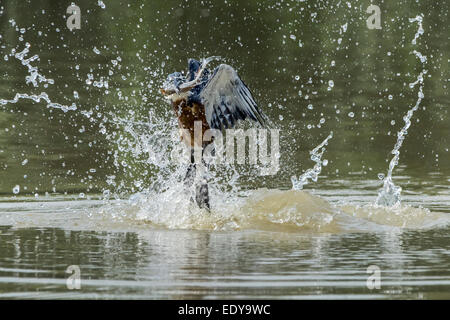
0, 222, 449, 299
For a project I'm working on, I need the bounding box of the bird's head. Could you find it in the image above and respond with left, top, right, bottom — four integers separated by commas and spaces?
160, 57, 219, 100
160, 71, 186, 97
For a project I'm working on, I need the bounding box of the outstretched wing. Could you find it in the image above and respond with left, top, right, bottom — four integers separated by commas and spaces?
200, 64, 266, 130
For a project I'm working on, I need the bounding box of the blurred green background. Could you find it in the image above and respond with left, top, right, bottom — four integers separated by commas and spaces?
0, 0, 448, 196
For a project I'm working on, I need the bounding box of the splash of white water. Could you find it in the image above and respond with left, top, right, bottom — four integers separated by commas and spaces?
291, 131, 333, 190
376, 14, 426, 207
0, 92, 77, 112
97, 1, 106, 9
411, 15, 424, 45
0, 39, 76, 112
12, 43, 54, 87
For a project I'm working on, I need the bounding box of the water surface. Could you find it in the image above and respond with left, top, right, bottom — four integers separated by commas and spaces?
0, 0, 449, 299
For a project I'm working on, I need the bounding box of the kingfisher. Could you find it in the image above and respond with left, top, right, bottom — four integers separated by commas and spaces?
160, 57, 267, 210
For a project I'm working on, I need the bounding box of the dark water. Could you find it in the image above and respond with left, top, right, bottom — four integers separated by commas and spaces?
0, 0, 448, 194
0, 0, 449, 299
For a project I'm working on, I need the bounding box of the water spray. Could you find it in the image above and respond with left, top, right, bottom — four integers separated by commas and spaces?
291, 131, 333, 190
376, 14, 427, 207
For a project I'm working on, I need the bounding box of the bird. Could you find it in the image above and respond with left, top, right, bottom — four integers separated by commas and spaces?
160, 57, 267, 210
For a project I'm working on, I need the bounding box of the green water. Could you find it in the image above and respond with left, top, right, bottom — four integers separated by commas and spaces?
0, 0, 448, 299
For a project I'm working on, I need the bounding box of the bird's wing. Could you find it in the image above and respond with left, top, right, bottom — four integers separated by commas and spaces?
200, 64, 266, 130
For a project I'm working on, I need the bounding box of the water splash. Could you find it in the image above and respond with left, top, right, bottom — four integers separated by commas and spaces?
12, 185, 20, 194
67, 187, 448, 233
97, 1, 106, 9
410, 15, 424, 45
291, 131, 333, 190
12, 43, 54, 87
0, 39, 76, 112
0, 92, 76, 112
376, 15, 426, 207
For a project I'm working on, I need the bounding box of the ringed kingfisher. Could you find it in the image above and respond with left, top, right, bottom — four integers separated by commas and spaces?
160, 57, 267, 210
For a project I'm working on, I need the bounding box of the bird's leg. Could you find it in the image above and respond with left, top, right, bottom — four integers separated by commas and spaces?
195, 175, 210, 211
184, 148, 196, 189
183, 146, 211, 211
194, 146, 211, 211
183, 149, 199, 207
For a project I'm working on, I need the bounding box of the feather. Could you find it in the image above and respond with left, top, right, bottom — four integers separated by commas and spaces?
200, 64, 266, 129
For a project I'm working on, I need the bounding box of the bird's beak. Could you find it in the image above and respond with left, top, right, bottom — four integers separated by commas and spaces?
160, 81, 180, 95
160, 86, 178, 96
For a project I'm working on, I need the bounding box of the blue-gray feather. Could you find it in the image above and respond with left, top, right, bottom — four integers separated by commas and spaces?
199, 64, 266, 130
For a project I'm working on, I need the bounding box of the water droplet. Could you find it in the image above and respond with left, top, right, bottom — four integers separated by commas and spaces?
97, 1, 106, 9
